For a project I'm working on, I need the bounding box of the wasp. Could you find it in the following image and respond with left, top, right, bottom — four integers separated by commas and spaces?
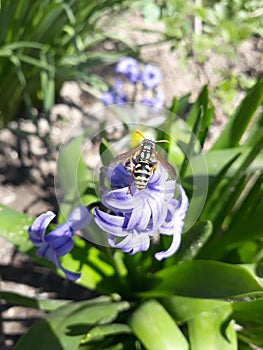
109, 131, 176, 193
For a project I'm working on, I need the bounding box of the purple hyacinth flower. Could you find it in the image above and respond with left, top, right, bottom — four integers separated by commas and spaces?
115, 57, 140, 84
100, 90, 116, 106
28, 206, 91, 281
100, 80, 128, 106
141, 64, 162, 89
94, 163, 188, 259
141, 90, 165, 110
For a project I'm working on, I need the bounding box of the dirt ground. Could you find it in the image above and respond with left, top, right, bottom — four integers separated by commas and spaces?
0, 15, 262, 349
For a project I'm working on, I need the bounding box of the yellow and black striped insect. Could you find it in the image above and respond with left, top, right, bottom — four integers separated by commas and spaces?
109, 131, 176, 193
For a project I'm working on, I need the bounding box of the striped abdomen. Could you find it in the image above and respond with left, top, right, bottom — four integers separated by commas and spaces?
134, 160, 154, 190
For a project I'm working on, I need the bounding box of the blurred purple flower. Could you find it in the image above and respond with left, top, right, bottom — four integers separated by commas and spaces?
94, 164, 188, 259
100, 90, 116, 105
141, 64, 162, 89
140, 90, 165, 110
101, 80, 128, 106
28, 206, 91, 281
115, 57, 140, 83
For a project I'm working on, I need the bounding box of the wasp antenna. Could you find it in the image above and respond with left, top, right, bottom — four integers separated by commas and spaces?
155, 139, 169, 144
135, 130, 145, 139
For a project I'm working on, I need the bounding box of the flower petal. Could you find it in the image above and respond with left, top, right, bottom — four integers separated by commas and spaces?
141, 64, 162, 89
108, 230, 150, 254
155, 185, 189, 260
36, 241, 53, 260
126, 196, 151, 230
146, 191, 167, 229
45, 223, 74, 256
36, 242, 80, 281
68, 206, 91, 231
115, 57, 140, 83
107, 164, 131, 188
159, 199, 180, 235
94, 208, 129, 236
28, 211, 56, 246
100, 91, 115, 106
53, 255, 81, 281
102, 187, 137, 212
154, 228, 182, 261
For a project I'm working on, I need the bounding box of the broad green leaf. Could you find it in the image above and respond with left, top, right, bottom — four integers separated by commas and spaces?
233, 299, 263, 325
0, 204, 35, 253
143, 261, 263, 299
212, 78, 263, 149
82, 323, 131, 344
61, 239, 115, 291
0, 291, 70, 312
233, 299, 263, 345
168, 221, 213, 264
129, 300, 189, 350
188, 303, 237, 350
161, 296, 229, 323
57, 135, 91, 198
14, 299, 130, 350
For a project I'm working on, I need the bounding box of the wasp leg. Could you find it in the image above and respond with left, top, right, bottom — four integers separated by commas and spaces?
151, 162, 158, 173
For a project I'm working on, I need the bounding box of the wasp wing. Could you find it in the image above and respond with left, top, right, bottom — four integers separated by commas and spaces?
108, 145, 142, 169
153, 149, 176, 180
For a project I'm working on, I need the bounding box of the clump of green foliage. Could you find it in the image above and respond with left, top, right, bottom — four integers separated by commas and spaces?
0, 0, 133, 125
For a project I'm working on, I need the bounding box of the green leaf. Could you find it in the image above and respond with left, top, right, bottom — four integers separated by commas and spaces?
175, 93, 191, 117
212, 78, 263, 149
243, 110, 263, 147
14, 298, 130, 350
0, 291, 70, 312
200, 201, 263, 261
198, 148, 263, 179
233, 299, 263, 345
144, 261, 263, 299
82, 323, 131, 344
233, 299, 263, 325
40, 51, 55, 114
129, 300, 189, 350
188, 303, 237, 350
212, 137, 263, 233
100, 138, 115, 166
185, 85, 214, 147
0, 204, 35, 253
161, 296, 230, 323
170, 221, 213, 264
61, 239, 115, 291
56, 135, 93, 221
